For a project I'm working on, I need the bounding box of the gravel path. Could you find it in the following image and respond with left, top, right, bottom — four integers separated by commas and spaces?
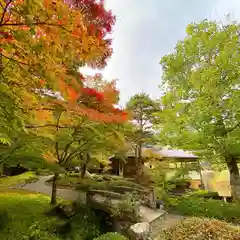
12, 175, 86, 202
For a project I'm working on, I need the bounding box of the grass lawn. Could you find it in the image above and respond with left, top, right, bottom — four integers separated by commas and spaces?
0, 189, 102, 240
0, 171, 39, 188
0, 190, 61, 240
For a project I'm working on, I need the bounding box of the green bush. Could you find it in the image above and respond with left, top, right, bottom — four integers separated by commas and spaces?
58, 215, 100, 240
76, 176, 144, 193
158, 217, 240, 240
66, 172, 81, 177
167, 195, 240, 223
93, 232, 128, 240
47, 201, 102, 240
64, 203, 101, 240
187, 190, 220, 199
110, 193, 140, 222
36, 168, 53, 176
26, 221, 61, 240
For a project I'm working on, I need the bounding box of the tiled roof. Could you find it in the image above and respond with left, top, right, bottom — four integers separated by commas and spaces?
157, 148, 198, 159
142, 147, 198, 159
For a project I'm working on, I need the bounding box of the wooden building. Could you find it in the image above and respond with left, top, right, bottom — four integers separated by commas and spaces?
109, 147, 203, 188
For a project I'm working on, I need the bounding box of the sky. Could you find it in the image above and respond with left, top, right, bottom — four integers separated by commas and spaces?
82, 0, 240, 106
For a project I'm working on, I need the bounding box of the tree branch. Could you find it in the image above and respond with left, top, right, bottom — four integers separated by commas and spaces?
0, 0, 12, 25
0, 142, 26, 164
60, 127, 81, 162
1, 22, 72, 34
226, 122, 240, 135
26, 124, 75, 129
63, 141, 88, 164
55, 112, 63, 161
29, 108, 56, 111
0, 52, 31, 66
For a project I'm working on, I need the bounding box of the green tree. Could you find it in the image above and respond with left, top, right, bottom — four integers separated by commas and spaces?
38, 112, 125, 204
0, 132, 59, 176
156, 20, 240, 199
126, 93, 158, 177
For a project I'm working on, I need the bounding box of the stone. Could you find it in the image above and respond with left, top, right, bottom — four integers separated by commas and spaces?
59, 203, 76, 218
128, 222, 152, 240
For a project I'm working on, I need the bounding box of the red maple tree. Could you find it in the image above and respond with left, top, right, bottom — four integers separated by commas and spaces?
0, 0, 128, 125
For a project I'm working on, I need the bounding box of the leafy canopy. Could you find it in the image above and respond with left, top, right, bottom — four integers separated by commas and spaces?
156, 20, 240, 164
0, 0, 127, 146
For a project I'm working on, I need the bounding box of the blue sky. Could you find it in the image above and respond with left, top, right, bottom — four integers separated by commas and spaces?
83, 0, 240, 106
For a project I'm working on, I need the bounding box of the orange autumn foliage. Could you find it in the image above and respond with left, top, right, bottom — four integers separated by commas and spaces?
49, 75, 129, 124
0, 0, 127, 128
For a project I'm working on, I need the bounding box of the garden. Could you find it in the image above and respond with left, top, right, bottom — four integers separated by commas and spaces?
1, 0, 240, 239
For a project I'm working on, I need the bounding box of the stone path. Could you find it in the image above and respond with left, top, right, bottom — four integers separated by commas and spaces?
151, 213, 185, 239
12, 175, 85, 202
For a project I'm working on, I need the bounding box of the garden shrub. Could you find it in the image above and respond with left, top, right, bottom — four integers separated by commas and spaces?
35, 168, 53, 176
77, 176, 144, 193
26, 221, 61, 240
159, 217, 240, 240
93, 232, 128, 240
46, 203, 76, 219
110, 193, 140, 222
56, 215, 100, 240
47, 173, 145, 194
48, 201, 102, 240
186, 190, 220, 199
167, 195, 240, 223
66, 172, 81, 177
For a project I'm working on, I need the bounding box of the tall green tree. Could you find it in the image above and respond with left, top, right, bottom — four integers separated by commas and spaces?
156, 20, 240, 199
126, 93, 158, 177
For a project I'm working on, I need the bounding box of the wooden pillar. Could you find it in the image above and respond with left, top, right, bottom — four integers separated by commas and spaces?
197, 159, 203, 187
119, 161, 123, 176
181, 160, 184, 178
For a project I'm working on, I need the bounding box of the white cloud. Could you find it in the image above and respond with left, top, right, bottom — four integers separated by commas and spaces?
90, 1, 240, 106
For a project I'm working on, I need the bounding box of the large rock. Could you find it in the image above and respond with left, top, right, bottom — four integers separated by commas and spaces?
128, 222, 152, 240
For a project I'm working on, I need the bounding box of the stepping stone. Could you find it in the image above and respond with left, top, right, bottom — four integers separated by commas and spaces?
139, 205, 166, 223
150, 214, 185, 239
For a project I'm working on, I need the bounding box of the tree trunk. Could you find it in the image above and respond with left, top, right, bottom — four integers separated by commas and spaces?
226, 155, 240, 201
99, 163, 104, 174
0, 52, 2, 74
51, 173, 59, 205
136, 143, 143, 178
80, 152, 90, 178
81, 163, 87, 178
0, 163, 4, 177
